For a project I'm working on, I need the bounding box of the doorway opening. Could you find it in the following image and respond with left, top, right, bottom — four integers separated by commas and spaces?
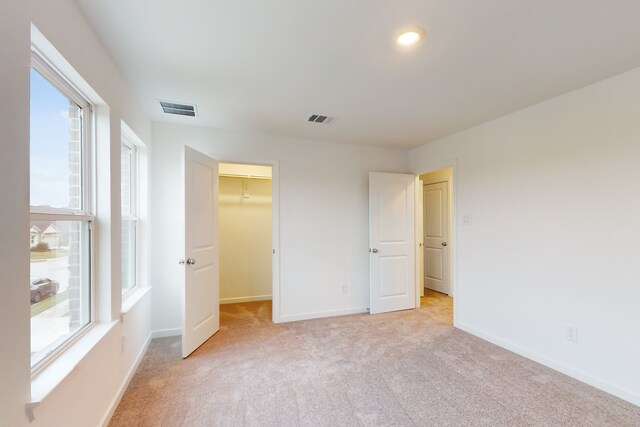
218, 162, 274, 325
418, 167, 454, 324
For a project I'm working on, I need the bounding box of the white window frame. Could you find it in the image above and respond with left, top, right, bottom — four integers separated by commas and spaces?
29, 51, 96, 374
121, 133, 138, 298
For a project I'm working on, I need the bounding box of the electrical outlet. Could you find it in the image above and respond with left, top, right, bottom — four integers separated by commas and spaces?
565, 326, 578, 342
463, 215, 472, 226
340, 284, 348, 294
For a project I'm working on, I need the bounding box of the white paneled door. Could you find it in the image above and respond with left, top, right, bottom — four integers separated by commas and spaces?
369, 172, 416, 314
423, 181, 450, 294
182, 146, 220, 358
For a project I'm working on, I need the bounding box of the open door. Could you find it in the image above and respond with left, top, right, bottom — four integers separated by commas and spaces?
182, 146, 220, 358
369, 172, 416, 314
415, 176, 424, 304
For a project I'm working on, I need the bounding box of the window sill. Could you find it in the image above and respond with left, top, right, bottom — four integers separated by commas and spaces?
27, 320, 118, 421
121, 285, 151, 315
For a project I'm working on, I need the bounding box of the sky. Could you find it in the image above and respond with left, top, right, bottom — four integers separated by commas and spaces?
30, 68, 81, 209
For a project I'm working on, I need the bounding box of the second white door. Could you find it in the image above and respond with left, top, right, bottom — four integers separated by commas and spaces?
423, 181, 450, 294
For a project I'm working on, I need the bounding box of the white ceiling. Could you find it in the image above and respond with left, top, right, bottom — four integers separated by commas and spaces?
76, 0, 640, 149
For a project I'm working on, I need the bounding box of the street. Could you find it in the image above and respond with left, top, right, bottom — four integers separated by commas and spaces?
31, 255, 70, 293
30, 255, 71, 362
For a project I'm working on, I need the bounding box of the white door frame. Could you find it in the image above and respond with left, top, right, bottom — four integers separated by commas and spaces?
413, 159, 458, 327
210, 155, 282, 323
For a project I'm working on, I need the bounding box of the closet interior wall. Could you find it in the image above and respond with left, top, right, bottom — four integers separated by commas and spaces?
219, 173, 272, 304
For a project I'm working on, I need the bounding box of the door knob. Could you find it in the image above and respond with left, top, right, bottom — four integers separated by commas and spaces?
371, 248, 379, 253
178, 259, 185, 265
441, 242, 447, 247
186, 258, 196, 265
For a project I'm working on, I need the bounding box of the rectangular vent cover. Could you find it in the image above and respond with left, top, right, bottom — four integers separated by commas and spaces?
308, 114, 335, 124
160, 101, 197, 117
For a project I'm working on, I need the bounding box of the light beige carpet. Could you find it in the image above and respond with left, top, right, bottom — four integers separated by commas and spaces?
109, 292, 640, 426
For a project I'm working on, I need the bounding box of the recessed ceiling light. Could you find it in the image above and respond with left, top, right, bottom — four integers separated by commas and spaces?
396, 27, 425, 47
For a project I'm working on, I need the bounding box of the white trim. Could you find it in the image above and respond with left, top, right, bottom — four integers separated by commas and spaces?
277, 307, 368, 323
121, 286, 151, 315
121, 121, 146, 148
210, 155, 281, 323
457, 323, 640, 407
31, 24, 107, 107
27, 321, 119, 421
30, 51, 90, 110
412, 159, 459, 326
30, 212, 94, 222
220, 295, 272, 304
151, 328, 182, 338
99, 332, 153, 427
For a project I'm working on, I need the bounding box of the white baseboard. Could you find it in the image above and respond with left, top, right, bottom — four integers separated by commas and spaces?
99, 328, 182, 425
151, 328, 182, 338
99, 332, 152, 427
220, 294, 272, 304
277, 306, 368, 323
456, 323, 640, 407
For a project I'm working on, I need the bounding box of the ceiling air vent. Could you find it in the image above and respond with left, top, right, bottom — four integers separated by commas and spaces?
160, 101, 197, 117
308, 114, 336, 124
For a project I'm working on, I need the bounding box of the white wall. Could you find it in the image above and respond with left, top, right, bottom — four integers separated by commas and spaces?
409, 66, 640, 405
150, 123, 408, 329
0, 2, 31, 425
219, 176, 273, 304
0, 0, 153, 426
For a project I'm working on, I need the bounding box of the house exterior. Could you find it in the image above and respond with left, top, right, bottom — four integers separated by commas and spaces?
29, 221, 61, 249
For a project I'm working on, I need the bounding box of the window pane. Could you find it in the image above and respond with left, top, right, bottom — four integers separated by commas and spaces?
121, 219, 136, 293
30, 220, 91, 367
30, 68, 83, 210
121, 143, 133, 216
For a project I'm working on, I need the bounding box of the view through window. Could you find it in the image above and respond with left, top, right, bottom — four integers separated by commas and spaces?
30, 64, 92, 369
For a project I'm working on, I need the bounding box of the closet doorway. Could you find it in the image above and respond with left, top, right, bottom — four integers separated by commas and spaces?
218, 162, 276, 321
